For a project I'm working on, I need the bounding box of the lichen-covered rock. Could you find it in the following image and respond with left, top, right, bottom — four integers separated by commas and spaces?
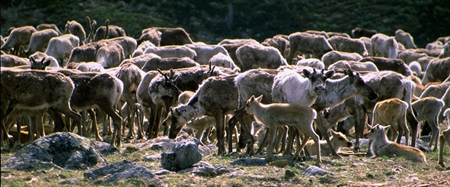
160, 139, 202, 171
413, 136, 432, 152
1, 132, 107, 170
230, 158, 267, 166
135, 137, 176, 151
91, 140, 119, 155
190, 161, 229, 177
198, 144, 218, 156
285, 169, 296, 179
84, 160, 166, 186
304, 165, 331, 176
59, 179, 78, 185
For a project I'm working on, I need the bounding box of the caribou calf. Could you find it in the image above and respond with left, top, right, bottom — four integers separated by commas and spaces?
372, 98, 410, 146
304, 130, 352, 156
411, 97, 444, 151
244, 95, 320, 165
364, 124, 427, 163
438, 108, 450, 167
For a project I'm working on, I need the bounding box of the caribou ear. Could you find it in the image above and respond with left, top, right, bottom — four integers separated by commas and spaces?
323, 108, 330, 118
373, 124, 383, 130
381, 125, 390, 131
325, 70, 334, 78
44, 60, 51, 67
42, 57, 51, 67
174, 108, 182, 115
30, 57, 36, 64
248, 95, 256, 103
302, 69, 311, 78
347, 69, 354, 76
256, 95, 263, 102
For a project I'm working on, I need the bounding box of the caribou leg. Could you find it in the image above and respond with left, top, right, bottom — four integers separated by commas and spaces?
87, 109, 102, 141
227, 115, 239, 153
315, 110, 341, 158
407, 110, 418, 148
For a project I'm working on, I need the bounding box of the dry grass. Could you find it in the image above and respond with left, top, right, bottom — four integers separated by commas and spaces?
2, 126, 450, 187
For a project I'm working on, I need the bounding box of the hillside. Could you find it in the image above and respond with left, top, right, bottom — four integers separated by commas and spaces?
1, 0, 449, 47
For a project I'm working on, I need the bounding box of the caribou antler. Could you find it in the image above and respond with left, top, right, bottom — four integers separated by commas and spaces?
85, 16, 97, 43
157, 68, 169, 82
208, 61, 216, 76
30, 56, 37, 64
168, 69, 177, 83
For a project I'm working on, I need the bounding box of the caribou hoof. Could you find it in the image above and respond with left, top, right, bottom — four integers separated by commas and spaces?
12, 142, 23, 150
6, 135, 15, 148
96, 136, 104, 142
136, 134, 145, 140
366, 150, 374, 157
331, 154, 342, 159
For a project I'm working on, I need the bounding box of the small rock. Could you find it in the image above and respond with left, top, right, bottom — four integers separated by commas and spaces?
198, 144, 218, 156
285, 170, 296, 179
351, 138, 370, 147
154, 169, 173, 175
123, 146, 139, 153
230, 158, 267, 166
91, 141, 118, 155
215, 164, 230, 175
227, 168, 245, 178
388, 176, 398, 181
142, 154, 161, 161
352, 162, 364, 167
59, 179, 78, 185
33, 170, 47, 176
151, 142, 176, 151
175, 131, 191, 141
304, 165, 329, 176
135, 137, 175, 151
160, 139, 202, 171
419, 136, 431, 142
26, 177, 38, 184
269, 159, 288, 167
84, 160, 166, 186
58, 174, 67, 179
191, 161, 218, 177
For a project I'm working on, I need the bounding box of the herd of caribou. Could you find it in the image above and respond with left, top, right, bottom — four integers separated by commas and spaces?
1, 20, 450, 167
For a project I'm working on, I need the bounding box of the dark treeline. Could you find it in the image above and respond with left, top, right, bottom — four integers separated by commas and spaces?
1, 0, 449, 47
